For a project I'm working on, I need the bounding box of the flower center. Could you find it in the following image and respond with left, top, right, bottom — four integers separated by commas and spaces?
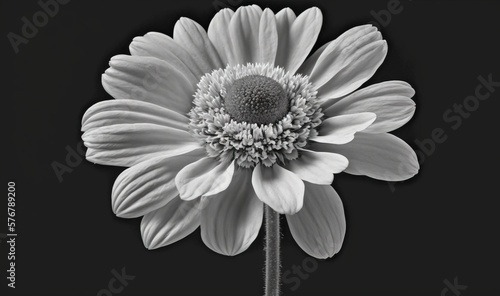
189, 63, 322, 168
224, 75, 288, 125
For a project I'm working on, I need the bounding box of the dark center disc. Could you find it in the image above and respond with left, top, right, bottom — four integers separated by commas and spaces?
224, 75, 289, 125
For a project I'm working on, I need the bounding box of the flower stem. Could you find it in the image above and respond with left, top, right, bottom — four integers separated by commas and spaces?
264, 205, 281, 296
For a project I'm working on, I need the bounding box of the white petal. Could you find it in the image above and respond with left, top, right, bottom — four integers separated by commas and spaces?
175, 157, 235, 200
275, 7, 296, 28
297, 41, 331, 76
129, 32, 203, 80
275, 7, 296, 65
318, 40, 388, 100
208, 8, 235, 66
252, 164, 304, 215
311, 132, 419, 181
173, 17, 223, 74
323, 81, 416, 133
141, 197, 201, 250
308, 25, 380, 88
219, 6, 278, 65
258, 8, 278, 65
311, 112, 376, 145
286, 149, 348, 185
201, 168, 263, 256
228, 5, 263, 65
274, 7, 322, 74
302, 24, 389, 100
81, 99, 189, 132
102, 55, 196, 115
286, 183, 345, 259
111, 149, 205, 218
82, 123, 200, 167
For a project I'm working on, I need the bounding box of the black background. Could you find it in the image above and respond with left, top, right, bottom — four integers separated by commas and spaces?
1, 0, 499, 295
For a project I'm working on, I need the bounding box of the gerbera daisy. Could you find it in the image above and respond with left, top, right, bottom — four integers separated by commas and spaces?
82, 4, 418, 271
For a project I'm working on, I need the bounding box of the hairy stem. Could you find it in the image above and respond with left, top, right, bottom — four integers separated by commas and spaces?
264, 205, 281, 296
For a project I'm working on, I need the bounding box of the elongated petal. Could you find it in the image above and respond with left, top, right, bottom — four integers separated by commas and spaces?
173, 17, 223, 74
275, 7, 296, 29
82, 123, 200, 167
210, 6, 278, 66
297, 41, 331, 76
323, 81, 416, 133
102, 55, 196, 115
274, 8, 296, 69
228, 5, 263, 65
318, 40, 388, 100
112, 149, 205, 218
275, 7, 322, 74
175, 157, 235, 200
308, 25, 379, 87
252, 164, 304, 215
311, 112, 376, 144
311, 132, 419, 181
286, 183, 345, 259
258, 8, 278, 65
201, 168, 263, 256
129, 32, 203, 80
208, 8, 235, 66
81, 99, 189, 132
141, 197, 201, 250
286, 149, 348, 185
302, 24, 388, 100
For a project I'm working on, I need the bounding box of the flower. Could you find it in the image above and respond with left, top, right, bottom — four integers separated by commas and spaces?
81, 5, 418, 259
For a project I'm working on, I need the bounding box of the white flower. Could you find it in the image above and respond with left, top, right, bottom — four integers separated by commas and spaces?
82, 5, 418, 259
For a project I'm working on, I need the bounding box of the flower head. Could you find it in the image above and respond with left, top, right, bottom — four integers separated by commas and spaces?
82, 5, 418, 258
